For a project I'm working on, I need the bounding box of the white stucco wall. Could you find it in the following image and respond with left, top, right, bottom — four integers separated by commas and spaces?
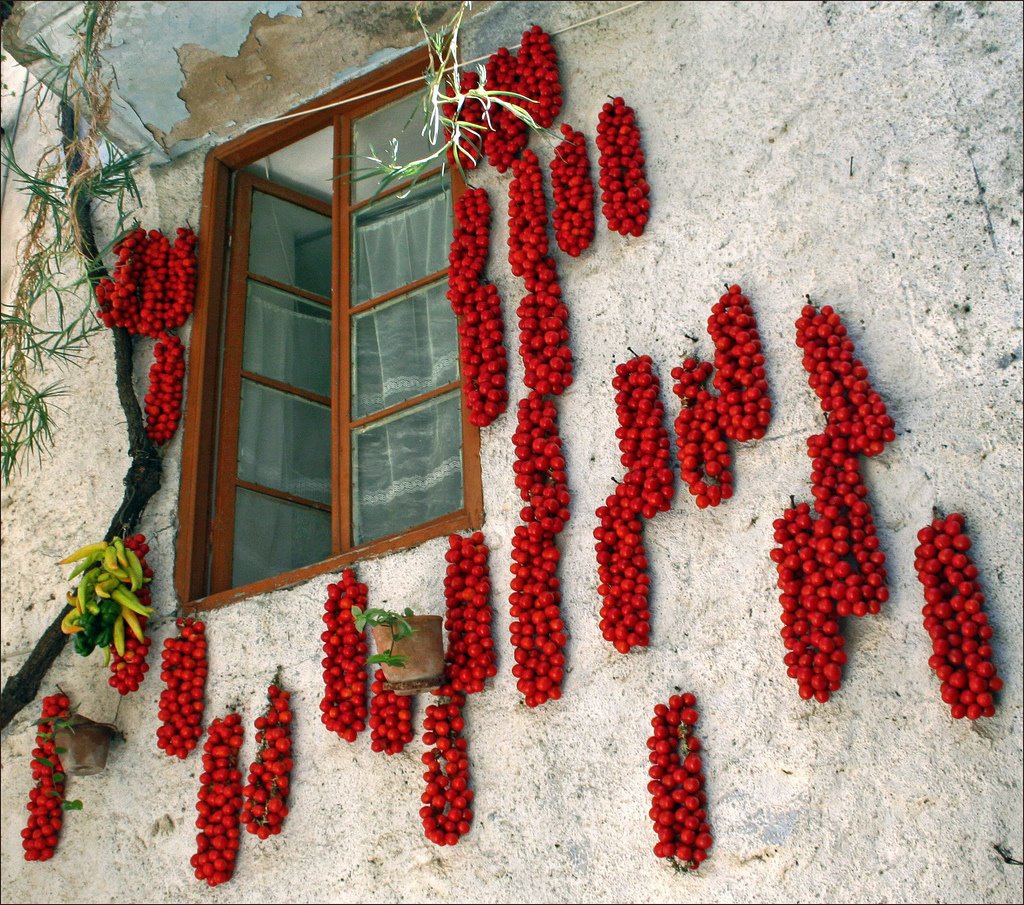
2, 2, 1022, 903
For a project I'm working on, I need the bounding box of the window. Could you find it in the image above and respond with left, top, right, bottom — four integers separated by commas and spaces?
176, 53, 482, 609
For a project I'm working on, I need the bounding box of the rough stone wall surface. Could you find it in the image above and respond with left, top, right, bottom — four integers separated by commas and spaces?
1, 2, 1022, 903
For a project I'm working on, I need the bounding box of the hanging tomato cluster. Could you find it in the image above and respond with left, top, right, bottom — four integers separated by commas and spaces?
509, 392, 569, 707
772, 303, 893, 702
549, 124, 595, 258
21, 693, 71, 862
320, 569, 370, 742
483, 47, 528, 172
420, 689, 473, 846
95, 225, 197, 448
508, 151, 574, 395
648, 693, 713, 868
156, 616, 208, 758
443, 531, 497, 694
672, 284, 771, 509
192, 712, 243, 887
478, 27, 562, 172
242, 682, 294, 838
144, 333, 186, 445
795, 304, 896, 457
448, 188, 509, 427
914, 512, 1002, 720
595, 96, 650, 237
95, 227, 197, 336
369, 670, 415, 755
594, 356, 674, 653
108, 533, 155, 694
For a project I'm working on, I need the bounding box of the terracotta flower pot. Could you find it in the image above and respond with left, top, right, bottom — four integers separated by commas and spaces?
370, 615, 445, 695
53, 714, 119, 776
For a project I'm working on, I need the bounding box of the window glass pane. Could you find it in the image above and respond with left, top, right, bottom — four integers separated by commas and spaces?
238, 379, 331, 504
351, 176, 451, 304
243, 281, 331, 397
351, 391, 463, 545
352, 91, 433, 203
249, 191, 331, 298
244, 126, 334, 202
232, 488, 331, 588
352, 280, 458, 418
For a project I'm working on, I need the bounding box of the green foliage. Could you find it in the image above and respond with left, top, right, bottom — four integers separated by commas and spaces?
351, 605, 417, 668
1, 1, 141, 483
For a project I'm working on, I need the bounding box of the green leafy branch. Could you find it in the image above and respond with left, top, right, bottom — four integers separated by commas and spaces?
356, 1, 548, 197
1, 0, 142, 483
352, 606, 417, 668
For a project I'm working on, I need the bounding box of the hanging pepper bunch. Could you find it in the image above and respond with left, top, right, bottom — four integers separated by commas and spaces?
21, 693, 74, 862
58, 537, 155, 667
320, 569, 370, 742
145, 333, 186, 445
443, 531, 497, 694
448, 187, 509, 427
107, 534, 156, 694
595, 356, 675, 653
242, 681, 294, 838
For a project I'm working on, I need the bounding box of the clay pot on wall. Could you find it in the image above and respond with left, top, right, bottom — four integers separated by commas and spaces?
53, 714, 120, 776
370, 615, 445, 696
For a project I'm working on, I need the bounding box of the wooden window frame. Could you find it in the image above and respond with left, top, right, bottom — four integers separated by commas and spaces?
176, 50, 483, 612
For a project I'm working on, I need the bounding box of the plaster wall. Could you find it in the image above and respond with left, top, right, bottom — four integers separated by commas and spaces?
1, 2, 1022, 903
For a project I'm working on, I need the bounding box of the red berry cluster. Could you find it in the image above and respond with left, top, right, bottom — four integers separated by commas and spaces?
672, 358, 732, 508
510, 392, 569, 707
772, 305, 893, 703
595, 356, 675, 653
242, 683, 294, 838
795, 304, 895, 457
914, 513, 1002, 719
772, 502, 849, 702
648, 693, 713, 868
21, 693, 71, 862
369, 669, 415, 755
549, 124, 595, 257
478, 28, 563, 173
108, 534, 155, 694
595, 96, 650, 237
708, 285, 772, 442
192, 713, 243, 887
320, 569, 369, 742
508, 152, 573, 395
483, 47, 528, 172
448, 188, 508, 427
443, 70, 486, 171
95, 227, 197, 336
420, 690, 473, 845
157, 617, 208, 758
443, 532, 497, 694
672, 285, 772, 509
516, 25, 563, 130
145, 333, 186, 445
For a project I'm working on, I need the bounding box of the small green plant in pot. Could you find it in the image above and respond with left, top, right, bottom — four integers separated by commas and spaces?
352, 606, 445, 696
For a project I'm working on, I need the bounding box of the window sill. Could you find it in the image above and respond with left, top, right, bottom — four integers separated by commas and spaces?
183, 508, 480, 612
